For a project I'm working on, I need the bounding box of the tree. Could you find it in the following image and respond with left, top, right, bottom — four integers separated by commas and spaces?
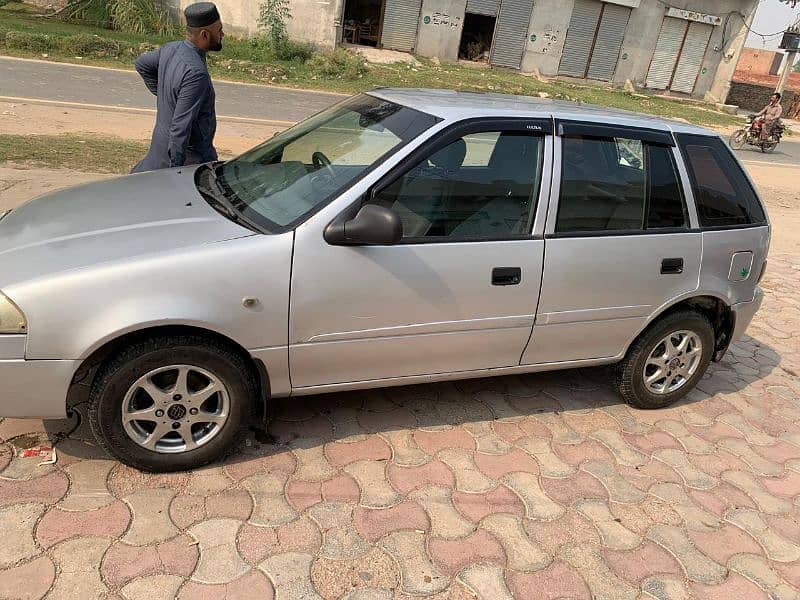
258, 0, 292, 45
58, 0, 175, 35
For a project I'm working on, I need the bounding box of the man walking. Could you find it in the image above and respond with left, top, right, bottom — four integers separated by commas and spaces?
755, 92, 783, 143
132, 2, 224, 173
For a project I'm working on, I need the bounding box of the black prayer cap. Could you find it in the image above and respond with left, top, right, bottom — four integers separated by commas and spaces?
185, 2, 220, 27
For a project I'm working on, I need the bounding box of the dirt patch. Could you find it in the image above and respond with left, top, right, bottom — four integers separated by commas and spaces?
747, 164, 800, 255
0, 100, 282, 156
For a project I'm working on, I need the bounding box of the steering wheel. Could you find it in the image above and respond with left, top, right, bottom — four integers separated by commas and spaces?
312, 151, 335, 179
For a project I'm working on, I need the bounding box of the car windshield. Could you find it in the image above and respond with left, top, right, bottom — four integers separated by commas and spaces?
213, 94, 439, 231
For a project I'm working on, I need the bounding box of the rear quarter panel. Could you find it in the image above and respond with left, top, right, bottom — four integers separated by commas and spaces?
700, 227, 770, 305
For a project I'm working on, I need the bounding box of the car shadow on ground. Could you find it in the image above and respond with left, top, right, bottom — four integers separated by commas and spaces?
32, 332, 779, 473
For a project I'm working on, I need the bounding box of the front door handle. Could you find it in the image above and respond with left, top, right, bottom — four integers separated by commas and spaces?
661, 258, 684, 275
492, 267, 521, 286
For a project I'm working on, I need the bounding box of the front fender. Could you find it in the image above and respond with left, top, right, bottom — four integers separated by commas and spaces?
8, 234, 293, 360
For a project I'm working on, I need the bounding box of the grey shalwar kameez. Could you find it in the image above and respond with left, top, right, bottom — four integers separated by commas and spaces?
132, 40, 217, 173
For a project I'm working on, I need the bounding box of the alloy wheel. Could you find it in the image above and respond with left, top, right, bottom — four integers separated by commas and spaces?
642, 330, 703, 395
121, 364, 230, 453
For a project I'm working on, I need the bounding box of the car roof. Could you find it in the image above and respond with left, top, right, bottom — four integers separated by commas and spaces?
368, 88, 716, 137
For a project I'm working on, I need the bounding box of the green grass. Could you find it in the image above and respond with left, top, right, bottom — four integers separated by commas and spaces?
0, 133, 148, 173
0, 1, 740, 128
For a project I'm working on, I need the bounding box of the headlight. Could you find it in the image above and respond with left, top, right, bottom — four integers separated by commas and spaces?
0, 293, 27, 334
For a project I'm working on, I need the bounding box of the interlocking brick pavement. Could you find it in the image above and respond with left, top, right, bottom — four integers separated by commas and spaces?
1, 253, 799, 599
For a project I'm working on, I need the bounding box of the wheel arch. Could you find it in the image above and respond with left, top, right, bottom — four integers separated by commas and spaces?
68, 324, 271, 424
626, 294, 734, 362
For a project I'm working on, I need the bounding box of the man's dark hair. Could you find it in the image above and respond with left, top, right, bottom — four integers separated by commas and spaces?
773, 92, 782, 100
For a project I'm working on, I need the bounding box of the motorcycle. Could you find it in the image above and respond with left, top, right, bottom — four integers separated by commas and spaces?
729, 114, 785, 153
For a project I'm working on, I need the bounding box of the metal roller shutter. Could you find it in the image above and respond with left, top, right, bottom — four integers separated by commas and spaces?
466, 0, 500, 16
586, 3, 630, 81
489, 0, 535, 69
646, 17, 685, 90
558, 0, 602, 77
671, 21, 712, 94
381, 0, 423, 52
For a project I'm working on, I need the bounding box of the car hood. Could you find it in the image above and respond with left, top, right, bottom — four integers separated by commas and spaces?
0, 166, 255, 290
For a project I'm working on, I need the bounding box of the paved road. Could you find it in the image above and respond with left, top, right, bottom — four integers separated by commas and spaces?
0, 56, 342, 123
2, 56, 799, 167
733, 138, 800, 168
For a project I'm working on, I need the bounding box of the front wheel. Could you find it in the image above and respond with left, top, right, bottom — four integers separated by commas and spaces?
615, 311, 715, 409
729, 129, 747, 150
88, 335, 256, 472
761, 140, 778, 154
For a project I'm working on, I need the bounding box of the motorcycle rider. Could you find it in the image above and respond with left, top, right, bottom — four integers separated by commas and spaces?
755, 93, 783, 142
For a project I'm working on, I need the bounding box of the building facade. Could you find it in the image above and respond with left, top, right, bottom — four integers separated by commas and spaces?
171, 0, 758, 102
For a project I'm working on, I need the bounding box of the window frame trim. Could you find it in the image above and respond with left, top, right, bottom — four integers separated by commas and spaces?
556, 120, 676, 147
326, 117, 555, 246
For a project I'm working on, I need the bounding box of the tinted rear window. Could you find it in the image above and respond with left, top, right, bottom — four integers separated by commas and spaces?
676, 133, 766, 228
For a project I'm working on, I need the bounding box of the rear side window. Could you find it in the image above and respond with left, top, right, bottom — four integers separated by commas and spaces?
556, 136, 686, 233
676, 133, 766, 228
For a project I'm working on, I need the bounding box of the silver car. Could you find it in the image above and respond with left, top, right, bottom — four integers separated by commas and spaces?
0, 89, 769, 471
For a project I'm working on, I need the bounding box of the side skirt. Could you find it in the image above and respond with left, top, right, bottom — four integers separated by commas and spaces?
288, 356, 620, 397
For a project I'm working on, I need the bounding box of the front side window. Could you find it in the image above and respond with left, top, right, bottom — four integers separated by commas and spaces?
212, 95, 438, 231
369, 130, 545, 240
556, 135, 686, 233
676, 133, 766, 228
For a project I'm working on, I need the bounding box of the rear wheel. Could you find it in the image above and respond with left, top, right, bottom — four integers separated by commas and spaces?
615, 311, 714, 409
729, 129, 747, 150
761, 140, 778, 154
88, 335, 256, 472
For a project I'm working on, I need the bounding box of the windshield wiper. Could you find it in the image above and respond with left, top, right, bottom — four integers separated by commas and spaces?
195, 164, 264, 233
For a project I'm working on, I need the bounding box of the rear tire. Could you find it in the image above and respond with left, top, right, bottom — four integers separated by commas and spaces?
88, 335, 256, 472
729, 129, 747, 150
615, 311, 714, 409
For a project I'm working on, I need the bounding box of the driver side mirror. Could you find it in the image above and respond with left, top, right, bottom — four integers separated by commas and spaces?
324, 204, 403, 246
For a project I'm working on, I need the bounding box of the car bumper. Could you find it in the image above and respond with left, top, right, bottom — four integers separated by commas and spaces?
731, 287, 764, 342
0, 359, 78, 418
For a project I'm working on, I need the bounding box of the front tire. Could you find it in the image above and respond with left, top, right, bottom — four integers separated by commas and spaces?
88, 335, 256, 472
615, 311, 714, 409
729, 129, 747, 150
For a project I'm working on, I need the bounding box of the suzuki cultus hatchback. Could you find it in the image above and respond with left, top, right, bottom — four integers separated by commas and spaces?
0, 90, 768, 471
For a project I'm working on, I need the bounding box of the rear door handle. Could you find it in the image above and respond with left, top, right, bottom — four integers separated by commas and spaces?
492, 267, 521, 286
661, 258, 684, 274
